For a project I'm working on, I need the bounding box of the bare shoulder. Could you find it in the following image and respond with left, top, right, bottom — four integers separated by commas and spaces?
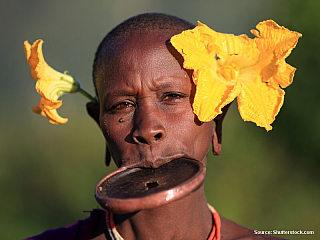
220, 216, 289, 240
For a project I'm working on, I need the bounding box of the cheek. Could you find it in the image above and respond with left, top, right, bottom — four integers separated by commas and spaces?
100, 115, 132, 166
192, 123, 213, 159
100, 114, 111, 140
100, 114, 128, 146
195, 125, 213, 158
168, 110, 213, 159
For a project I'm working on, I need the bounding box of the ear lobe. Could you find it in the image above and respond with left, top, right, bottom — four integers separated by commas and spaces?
212, 103, 231, 156
86, 102, 100, 126
212, 127, 221, 155
105, 144, 111, 166
86, 102, 112, 166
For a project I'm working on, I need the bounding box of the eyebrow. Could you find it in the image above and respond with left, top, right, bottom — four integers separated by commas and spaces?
102, 74, 189, 100
151, 75, 189, 89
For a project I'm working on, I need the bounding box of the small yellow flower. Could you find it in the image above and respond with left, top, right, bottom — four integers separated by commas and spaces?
171, 20, 301, 131
24, 39, 80, 124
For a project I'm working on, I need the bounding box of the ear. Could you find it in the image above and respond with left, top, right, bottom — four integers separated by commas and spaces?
86, 102, 100, 126
212, 103, 231, 156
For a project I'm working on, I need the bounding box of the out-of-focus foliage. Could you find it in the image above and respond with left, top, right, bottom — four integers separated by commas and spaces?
0, 1, 318, 240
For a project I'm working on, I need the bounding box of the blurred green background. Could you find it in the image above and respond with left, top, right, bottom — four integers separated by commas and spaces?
1, 1, 319, 239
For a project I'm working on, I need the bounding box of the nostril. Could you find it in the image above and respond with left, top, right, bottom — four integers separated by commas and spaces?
135, 136, 149, 144
133, 128, 165, 145
154, 133, 162, 140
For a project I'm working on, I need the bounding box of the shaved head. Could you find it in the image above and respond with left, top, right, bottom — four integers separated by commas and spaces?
92, 13, 195, 98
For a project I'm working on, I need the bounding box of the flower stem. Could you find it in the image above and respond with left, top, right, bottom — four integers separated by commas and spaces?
61, 75, 98, 104
78, 87, 98, 104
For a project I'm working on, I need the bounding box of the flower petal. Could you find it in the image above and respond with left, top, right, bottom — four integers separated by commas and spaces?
170, 24, 217, 71
32, 98, 67, 124
272, 63, 296, 88
24, 41, 31, 61
43, 108, 68, 125
193, 67, 240, 122
237, 79, 285, 131
252, 20, 301, 87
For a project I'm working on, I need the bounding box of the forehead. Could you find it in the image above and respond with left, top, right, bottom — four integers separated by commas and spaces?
95, 30, 188, 96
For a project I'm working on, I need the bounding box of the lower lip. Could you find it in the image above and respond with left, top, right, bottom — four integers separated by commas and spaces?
95, 158, 206, 214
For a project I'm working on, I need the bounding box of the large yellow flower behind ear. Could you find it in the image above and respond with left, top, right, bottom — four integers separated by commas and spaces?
24, 39, 80, 124
171, 20, 301, 131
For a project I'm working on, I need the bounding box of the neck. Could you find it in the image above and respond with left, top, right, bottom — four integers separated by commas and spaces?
114, 186, 212, 240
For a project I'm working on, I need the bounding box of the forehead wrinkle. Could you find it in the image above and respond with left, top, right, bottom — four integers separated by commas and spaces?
102, 68, 142, 102
148, 76, 188, 92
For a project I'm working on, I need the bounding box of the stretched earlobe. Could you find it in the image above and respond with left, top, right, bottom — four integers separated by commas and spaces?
86, 102, 111, 166
86, 102, 100, 126
212, 103, 231, 156
105, 144, 111, 166
212, 127, 221, 155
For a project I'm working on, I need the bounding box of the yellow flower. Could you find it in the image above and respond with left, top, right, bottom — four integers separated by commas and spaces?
24, 39, 80, 124
171, 20, 301, 131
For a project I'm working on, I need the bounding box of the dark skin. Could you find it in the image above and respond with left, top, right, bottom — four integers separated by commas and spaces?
87, 30, 288, 240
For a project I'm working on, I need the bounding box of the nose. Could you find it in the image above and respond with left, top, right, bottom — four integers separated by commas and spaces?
132, 104, 166, 145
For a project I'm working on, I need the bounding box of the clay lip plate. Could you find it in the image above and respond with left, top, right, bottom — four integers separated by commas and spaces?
95, 158, 206, 214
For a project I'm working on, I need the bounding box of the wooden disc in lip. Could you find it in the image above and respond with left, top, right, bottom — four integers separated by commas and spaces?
95, 158, 206, 214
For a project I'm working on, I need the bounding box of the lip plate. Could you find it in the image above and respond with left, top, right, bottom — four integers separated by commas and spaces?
95, 158, 206, 214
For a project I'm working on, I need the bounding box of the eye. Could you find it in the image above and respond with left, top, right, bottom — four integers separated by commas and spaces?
109, 100, 136, 112
162, 92, 188, 102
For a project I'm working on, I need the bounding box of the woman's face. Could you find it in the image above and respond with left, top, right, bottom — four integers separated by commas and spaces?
95, 31, 214, 168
